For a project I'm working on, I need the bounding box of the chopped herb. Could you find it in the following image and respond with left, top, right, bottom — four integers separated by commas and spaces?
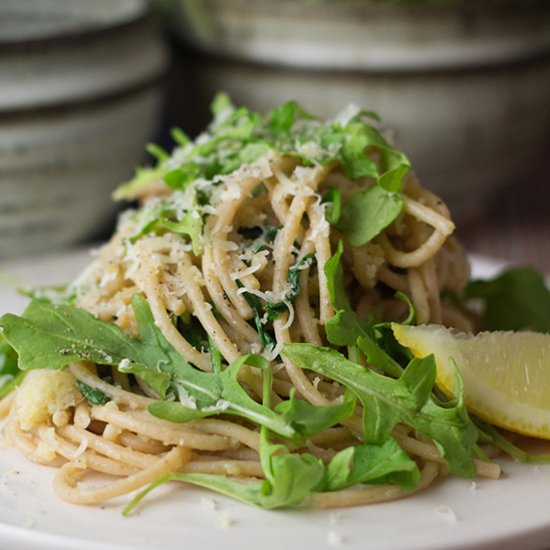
177, 315, 209, 353
239, 284, 276, 351
76, 381, 110, 405
264, 254, 317, 320
465, 267, 550, 332
128, 191, 204, 254
0, 333, 24, 399
321, 188, 342, 225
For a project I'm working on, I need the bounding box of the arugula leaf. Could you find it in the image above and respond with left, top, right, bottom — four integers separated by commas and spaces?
0, 333, 25, 398
0, 297, 173, 397
150, 356, 353, 442
323, 241, 371, 347
124, 388, 418, 513
170, 127, 191, 147
465, 267, 550, 332
474, 420, 550, 464
146, 143, 170, 164
113, 166, 168, 201
164, 165, 202, 191
239, 287, 276, 351
0, 297, 306, 441
325, 438, 419, 492
356, 335, 403, 378
208, 335, 222, 374
185, 455, 323, 508
123, 359, 419, 512
112, 96, 413, 256
0, 332, 19, 379
128, 191, 205, 254
125, 445, 326, 513
267, 100, 314, 137
1, 296, 355, 443
274, 389, 355, 440
158, 211, 203, 255
125, 359, 326, 512
211, 91, 233, 117
75, 381, 110, 405
282, 343, 478, 477
338, 165, 408, 246
146, 354, 297, 440
321, 188, 342, 225
323, 242, 405, 377
263, 254, 317, 320
124, 431, 421, 512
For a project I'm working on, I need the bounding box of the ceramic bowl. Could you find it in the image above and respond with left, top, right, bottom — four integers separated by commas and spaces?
0, 0, 167, 259
168, 0, 550, 219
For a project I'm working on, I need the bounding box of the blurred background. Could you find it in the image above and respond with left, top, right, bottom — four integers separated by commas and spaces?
1, 0, 550, 271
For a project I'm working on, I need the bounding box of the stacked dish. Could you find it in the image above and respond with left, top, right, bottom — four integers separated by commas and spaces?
0, 0, 167, 259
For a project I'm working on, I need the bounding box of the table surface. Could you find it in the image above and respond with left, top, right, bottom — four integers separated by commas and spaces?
457, 168, 550, 274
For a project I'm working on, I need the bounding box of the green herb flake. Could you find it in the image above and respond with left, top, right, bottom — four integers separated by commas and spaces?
75, 380, 110, 405
465, 267, 550, 332
0, 333, 24, 399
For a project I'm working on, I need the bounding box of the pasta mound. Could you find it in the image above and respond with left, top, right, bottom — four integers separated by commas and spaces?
1, 99, 498, 510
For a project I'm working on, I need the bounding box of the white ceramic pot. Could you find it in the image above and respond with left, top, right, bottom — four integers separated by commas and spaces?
0, 0, 167, 259
169, 0, 550, 220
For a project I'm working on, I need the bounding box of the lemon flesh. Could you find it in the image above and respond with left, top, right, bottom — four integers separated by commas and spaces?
392, 323, 550, 439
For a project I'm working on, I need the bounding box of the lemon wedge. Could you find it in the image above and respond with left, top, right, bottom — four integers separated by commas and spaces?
392, 323, 550, 439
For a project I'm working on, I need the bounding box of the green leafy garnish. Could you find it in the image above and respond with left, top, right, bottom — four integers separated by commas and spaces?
263, 254, 317, 320
465, 267, 550, 332
282, 344, 478, 478
124, 436, 326, 513
128, 191, 204, 254
75, 381, 110, 405
0, 333, 24, 399
0, 297, 172, 398
274, 389, 355, 440
324, 240, 372, 347
0, 297, 354, 444
114, 95, 410, 247
325, 439, 419, 492
123, 357, 416, 514
337, 164, 408, 246
474, 420, 550, 464
321, 189, 342, 225
239, 287, 276, 352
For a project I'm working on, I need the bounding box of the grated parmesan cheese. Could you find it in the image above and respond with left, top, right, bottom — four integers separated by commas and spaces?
327, 530, 344, 547
201, 497, 218, 510
176, 385, 198, 409
218, 511, 236, 528
333, 103, 361, 127
434, 505, 459, 525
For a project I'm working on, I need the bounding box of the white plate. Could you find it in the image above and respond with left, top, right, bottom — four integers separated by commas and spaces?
0, 249, 548, 550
